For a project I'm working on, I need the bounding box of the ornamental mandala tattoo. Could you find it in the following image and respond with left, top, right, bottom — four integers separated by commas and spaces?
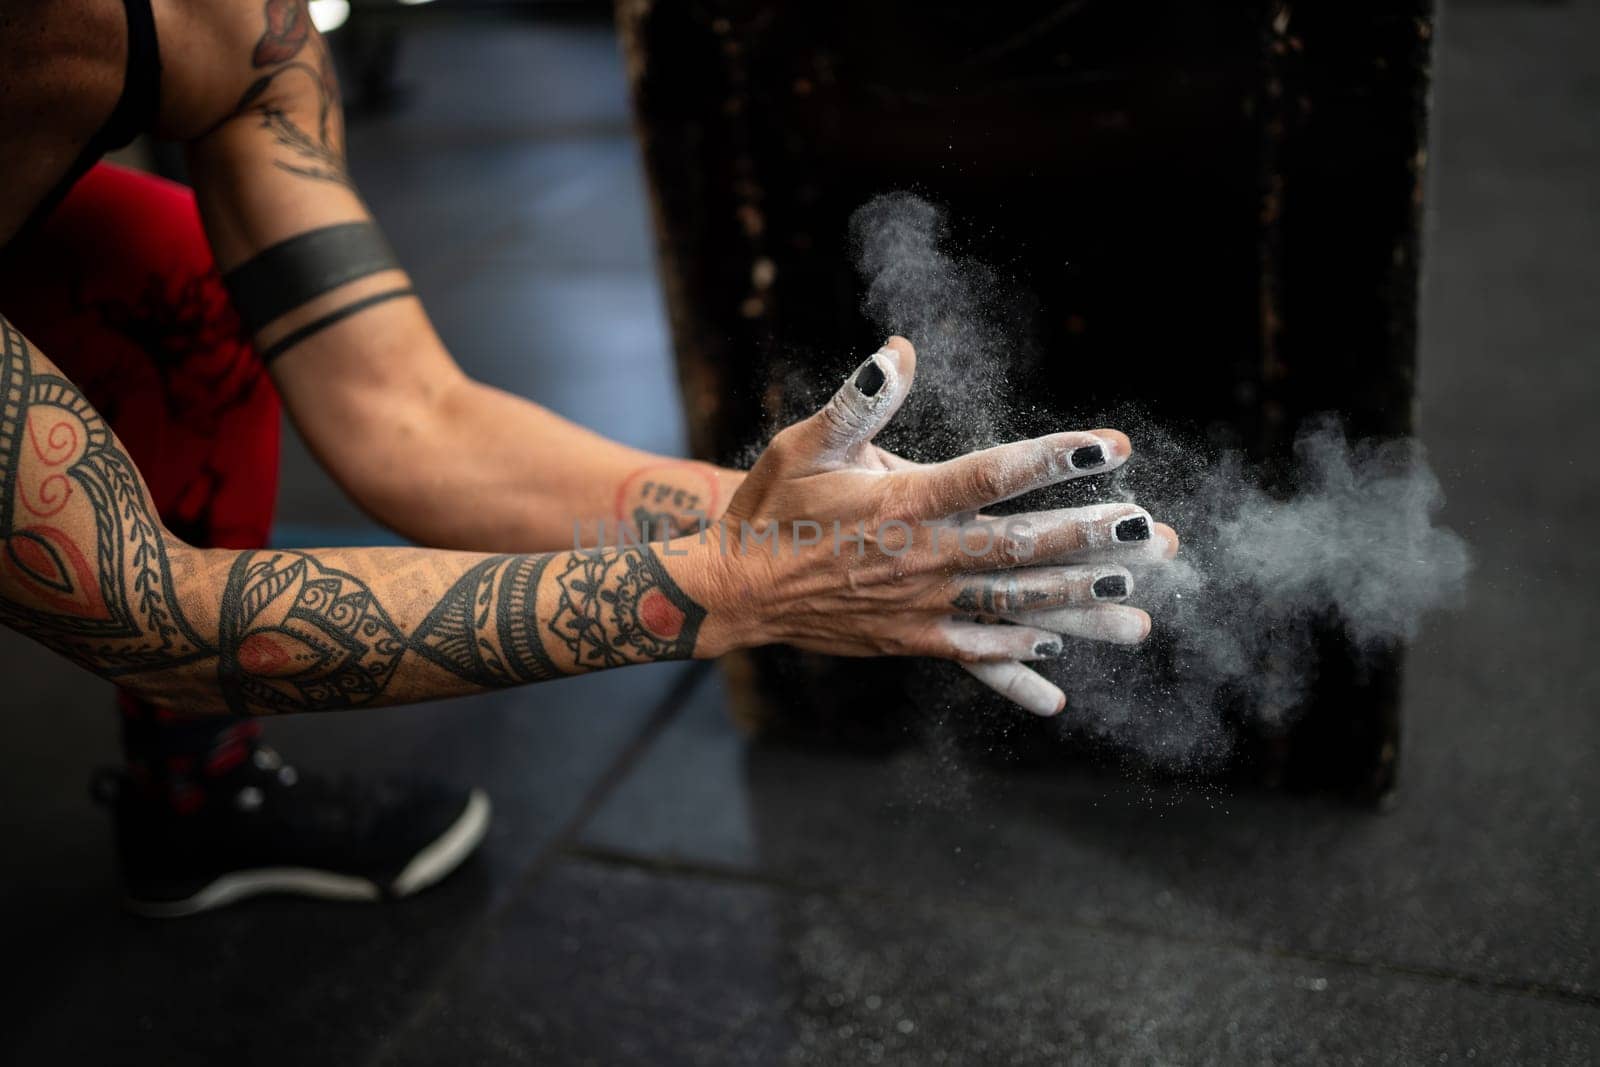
0, 320, 208, 675
412, 555, 558, 686
218, 551, 406, 714
549, 547, 704, 668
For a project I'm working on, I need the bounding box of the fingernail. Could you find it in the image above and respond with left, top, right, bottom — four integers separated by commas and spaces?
1069, 444, 1106, 470
853, 357, 886, 397
1033, 640, 1061, 658
1114, 516, 1151, 542
1092, 574, 1128, 599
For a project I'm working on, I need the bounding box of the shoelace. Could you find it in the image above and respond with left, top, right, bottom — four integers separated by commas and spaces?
235, 745, 300, 812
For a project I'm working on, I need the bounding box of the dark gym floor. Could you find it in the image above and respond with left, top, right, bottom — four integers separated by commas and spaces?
3, 4, 1597, 1064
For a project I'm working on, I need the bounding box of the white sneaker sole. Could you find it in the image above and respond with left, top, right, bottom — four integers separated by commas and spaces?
125, 788, 492, 918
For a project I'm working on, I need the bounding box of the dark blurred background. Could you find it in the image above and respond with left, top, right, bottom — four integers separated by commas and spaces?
2, 0, 1597, 1063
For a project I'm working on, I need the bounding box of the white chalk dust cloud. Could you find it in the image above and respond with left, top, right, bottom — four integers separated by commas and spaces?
847, 193, 1471, 767
849, 192, 1044, 458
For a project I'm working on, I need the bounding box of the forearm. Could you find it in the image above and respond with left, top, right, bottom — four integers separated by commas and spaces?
138, 536, 724, 716
13, 534, 720, 717
349, 375, 743, 553
172, 5, 740, 555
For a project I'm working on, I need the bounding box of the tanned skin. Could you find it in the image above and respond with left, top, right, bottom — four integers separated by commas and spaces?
0, 0, 733, 551
174, 0, 736, 550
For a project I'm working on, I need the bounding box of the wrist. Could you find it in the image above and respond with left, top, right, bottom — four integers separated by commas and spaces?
653, 528, 764, 660
711, 466, 747, 516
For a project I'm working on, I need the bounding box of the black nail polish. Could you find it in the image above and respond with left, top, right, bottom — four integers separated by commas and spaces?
1092, 574, 1128, 599
1070, 444, 1105, 470
1114, 516, 1151, 543
854, 358, 886, 397
1034, 640, 1061, 658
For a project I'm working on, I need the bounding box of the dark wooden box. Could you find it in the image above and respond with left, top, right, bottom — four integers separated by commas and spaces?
619, 0, 1433, 800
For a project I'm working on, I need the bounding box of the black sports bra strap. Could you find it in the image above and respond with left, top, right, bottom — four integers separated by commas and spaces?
102, 0, 163, 151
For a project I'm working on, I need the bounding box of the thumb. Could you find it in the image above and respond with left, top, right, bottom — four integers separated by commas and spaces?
789, 336, 917, 463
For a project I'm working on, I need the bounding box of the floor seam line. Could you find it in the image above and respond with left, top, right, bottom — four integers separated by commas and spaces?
359, 662, 711, 1067
559, 842, 1600, 1012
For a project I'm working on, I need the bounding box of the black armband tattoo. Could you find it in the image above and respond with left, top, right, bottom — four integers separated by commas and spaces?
223, 221, 400, 335
256, 287, 415, 364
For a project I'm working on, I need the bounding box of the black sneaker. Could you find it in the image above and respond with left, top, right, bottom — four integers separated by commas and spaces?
96, 747, 491, 918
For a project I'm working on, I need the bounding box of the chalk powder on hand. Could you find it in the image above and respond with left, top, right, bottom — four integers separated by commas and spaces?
841, 193, 1471, 769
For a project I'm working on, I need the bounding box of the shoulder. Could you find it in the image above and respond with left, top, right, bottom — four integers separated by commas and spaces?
154, 0, 319, 140
0, 1, 127, 130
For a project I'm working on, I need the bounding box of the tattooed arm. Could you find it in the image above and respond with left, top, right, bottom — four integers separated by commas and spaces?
158, 0, 739, 554
0, 316, 719, 714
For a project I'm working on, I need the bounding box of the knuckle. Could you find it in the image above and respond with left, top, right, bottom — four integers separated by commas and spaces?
991, 535, 1028, 567
817, 400, 851, 435
879, 476, 923, 523
965, 463, 1006, 504
820, 394, 872, 443
913, 546, 955, 580
948, 643, 986, 665
767, 424, 800, 457
895, 543, 933, 576
984, 582, 1009, 615
998, 675, 1031, 701
879, 630, 920, 657
888, 622, 947, 658
1001, 577, 1025, 614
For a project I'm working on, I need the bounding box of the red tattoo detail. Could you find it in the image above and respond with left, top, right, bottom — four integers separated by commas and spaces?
20, 412, 81, 516
8, 533, 67, 591
19, 473, 71, 517
638, 589, 685, 639
26, 412, 78, 466
252, 0, 311, 67
614, 464, 721, 528
1, 526, 107, 618
236, 632, 294, 675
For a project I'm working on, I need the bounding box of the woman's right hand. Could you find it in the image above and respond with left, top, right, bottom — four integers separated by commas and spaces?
675, 336, 1179, 716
